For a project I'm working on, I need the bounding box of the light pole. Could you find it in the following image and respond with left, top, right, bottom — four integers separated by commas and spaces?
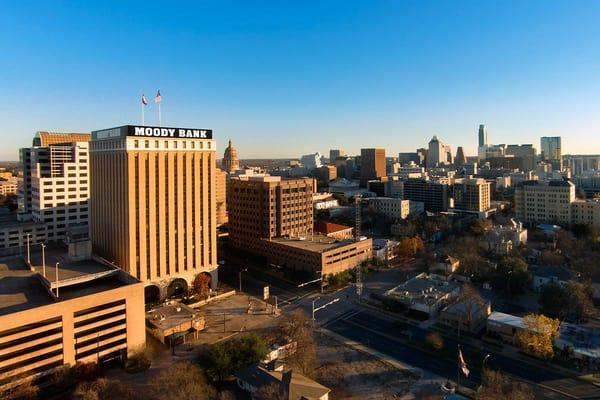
482, 354, 491, 371
40, 243, 46, 278
312, 297, 321, 321
238, 268, 247, 292
55, 262, 60, 297
26, 233, 31, 264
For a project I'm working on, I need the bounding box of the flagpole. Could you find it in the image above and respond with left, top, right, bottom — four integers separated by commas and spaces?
158, 102, 162, 127
142, 102, 145, 125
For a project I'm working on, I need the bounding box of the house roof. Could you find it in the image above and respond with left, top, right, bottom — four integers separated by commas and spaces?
313, 220, 353, 235
236, 365, 330, 400
532, 265, 574, 281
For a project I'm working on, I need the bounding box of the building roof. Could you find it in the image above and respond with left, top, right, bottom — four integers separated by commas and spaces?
146, 302, 202, 332
236, 364, 330, 400
35, 131, 91, 146
531, 265, 574, 281
386, 273, 460, 306
313, 220, 353, 235
487, 311, 526, 330
267, 235, 370, 253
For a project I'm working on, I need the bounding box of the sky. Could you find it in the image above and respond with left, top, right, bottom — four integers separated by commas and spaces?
1, 1, 600, 161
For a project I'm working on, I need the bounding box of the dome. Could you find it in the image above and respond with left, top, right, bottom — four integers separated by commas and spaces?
223, 139, 240, 172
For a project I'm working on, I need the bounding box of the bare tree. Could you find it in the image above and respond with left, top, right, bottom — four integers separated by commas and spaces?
150, 362, 216, 400
73, 378, 136, 400
255, 382, 285, 400
475, 369, 534, 400
277, 309, 317, 377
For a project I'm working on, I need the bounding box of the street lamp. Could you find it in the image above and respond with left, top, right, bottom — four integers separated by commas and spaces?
238, 268, 247, 292
482, 354, 491, 371
40, 243, 46, 278
55, 262, 60, 297
312, 297, 321, 321
26, 233, 31, 264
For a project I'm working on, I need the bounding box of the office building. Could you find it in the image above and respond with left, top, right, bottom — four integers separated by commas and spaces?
0, 243, 144, 389
478, 124, 488, 147
300, 152, 323, 171
360, 148, 386, 187
228, 175, 371, 276
0, 178, 17, 196
368, 197, 424, 222
89, 125, 218, 300
506, 144, 536, 172
215, 167, 228, 226
222, 139, 239, 173
398, 152, 420, 166
402, 179, 449, 212
315, 165, 337, 183
514, 180, 575, 225
452, 177, 491, 212
17, 132, 91, 245
455, 147, 466, 165
329, 149, 345, 163
427, 136, 444, 167
541, 136, 561, 161
564, 155, 600, 175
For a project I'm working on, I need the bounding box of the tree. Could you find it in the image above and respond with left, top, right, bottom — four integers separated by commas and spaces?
495, 255, 531, 293
206, 334, 269, 381
454, 284, 487, 333
540, 250, 565, 266
475, 369, 534, 400
277, 309, 316, 377
396, 236, 424, 259
151, 362, 216, 400
539, 283, 569, 318
73, 378, 136, 400
192, 273, 211, 299
515, 314, 560, 360
425, 332, 444, 350
0, 379, 39, 400
255, 382, 285, 400
564, 281, 594, 322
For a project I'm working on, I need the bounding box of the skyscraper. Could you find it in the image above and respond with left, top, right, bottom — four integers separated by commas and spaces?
427, 136, 445, 167
541, 136, 562, 170
478, 124, 488, 148
455, 146, 466, 165
329, 149, 345, 163
360, 148, 386, 187
89, 125, 218, 299
222, 139, 239, 173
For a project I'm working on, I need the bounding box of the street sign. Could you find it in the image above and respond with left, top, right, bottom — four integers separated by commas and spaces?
263, 286, 270, 300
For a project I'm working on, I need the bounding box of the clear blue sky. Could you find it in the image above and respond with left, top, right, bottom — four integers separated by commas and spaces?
1, 1, 600, 160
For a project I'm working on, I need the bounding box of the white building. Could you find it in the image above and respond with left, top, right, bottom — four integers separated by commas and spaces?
300, 152, 323, 171
368, 197, 424, 222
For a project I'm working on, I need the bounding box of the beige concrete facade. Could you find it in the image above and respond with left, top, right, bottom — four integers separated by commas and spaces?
452, 177, 491, 212
215, 167, 228, 226
89, 126, 218, 297
514, 180, 575, 225
0, 255, 144, 389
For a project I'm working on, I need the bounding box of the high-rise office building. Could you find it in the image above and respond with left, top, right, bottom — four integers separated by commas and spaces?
455, 147, 466, 165
329, 149, 345, 163
515, 180, 575, 225
215, 167, 228, 226
541, 136, 562, 170
360, 148, 386, 187
452, 177, 491, 212
427, 136, 448, 167
506, 144, 536, 172
402, 179, 449, 212
18, 132, 91, 243
478, 124, 488, 148
222, 139, 239, 173
89, 125, 218, 299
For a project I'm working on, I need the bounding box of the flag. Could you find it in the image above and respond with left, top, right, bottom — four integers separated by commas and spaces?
458, 347, 470, 378
141, 94, 148, 106
155, 90, 162, 104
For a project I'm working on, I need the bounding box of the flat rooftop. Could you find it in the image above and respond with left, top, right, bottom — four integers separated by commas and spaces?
146, 302, 201, 331
0, 248, 134, 317
0, 209, 43, 229
266, 235, 369, 253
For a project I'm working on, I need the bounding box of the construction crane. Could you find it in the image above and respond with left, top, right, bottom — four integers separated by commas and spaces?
354, 195, 363, 300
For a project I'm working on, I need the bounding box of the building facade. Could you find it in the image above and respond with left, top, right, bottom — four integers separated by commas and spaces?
541, 136, 562, 170
360, 148, 386, 187
452, 177, 491, 212
89, 125, 218, 298
368, 197, 424, 222
222, 139, 239, 173
514, 180, 575, 225
402, 179, 449, 212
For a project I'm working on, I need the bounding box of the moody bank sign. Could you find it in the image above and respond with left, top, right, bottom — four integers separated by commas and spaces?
127, 125, 213, 139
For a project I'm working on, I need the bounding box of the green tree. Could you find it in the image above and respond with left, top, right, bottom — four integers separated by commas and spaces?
565, 281, 594, 322
207, 334, 269, 380
539, 283, 570, 318
496, 255, 531, 293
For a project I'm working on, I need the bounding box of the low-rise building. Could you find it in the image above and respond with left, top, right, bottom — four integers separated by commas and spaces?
440, 299, 492, 334
236, 365, 330, 400
479, 220, 527, 255
0, 209, 47, 256
530, 265, 575, 292
373, 238, 399, 261
0, 178, 17, 196
313, 193, 339, 210
146, 302, 205, 344
328, 178, 364, 198
385, 273, 461, 318
430, 254, 460, 274
313, 221, 353, 240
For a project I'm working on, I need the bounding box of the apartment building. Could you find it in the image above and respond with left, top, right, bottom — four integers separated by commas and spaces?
89, 125, 218, 301
514, 180, 575, 225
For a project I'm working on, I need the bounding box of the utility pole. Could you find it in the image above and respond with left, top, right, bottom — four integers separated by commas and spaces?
41, 243, 46, 278
239, 268, 247, 292
26, 233, 31, 264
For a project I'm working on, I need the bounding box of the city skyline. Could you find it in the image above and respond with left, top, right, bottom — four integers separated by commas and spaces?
2, 1, 600, 161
